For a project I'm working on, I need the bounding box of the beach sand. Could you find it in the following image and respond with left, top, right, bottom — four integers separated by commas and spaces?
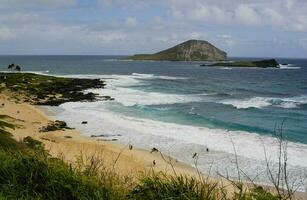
0, 93, 201, 178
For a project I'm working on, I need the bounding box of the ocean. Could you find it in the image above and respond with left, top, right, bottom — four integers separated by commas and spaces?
1, 55, 307, 189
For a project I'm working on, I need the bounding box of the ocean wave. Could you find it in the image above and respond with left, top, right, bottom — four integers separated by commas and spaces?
88, 87, 203, 106
219, 95, 307, 109
57, 101, 307, 169
278, 64, 301, 69
131, 73, 187, 80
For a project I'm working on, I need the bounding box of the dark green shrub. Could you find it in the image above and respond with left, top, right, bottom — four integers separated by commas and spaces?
128, 173, 220, 200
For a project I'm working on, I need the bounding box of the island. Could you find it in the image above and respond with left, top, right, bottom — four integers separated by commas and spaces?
128, 40, 227, 61
200, 59, 280, 68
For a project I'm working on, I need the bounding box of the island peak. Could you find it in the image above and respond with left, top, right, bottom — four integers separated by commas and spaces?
128, 40, 227, 61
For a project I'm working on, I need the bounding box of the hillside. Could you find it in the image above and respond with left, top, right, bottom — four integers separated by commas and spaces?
128, 40, 227, 61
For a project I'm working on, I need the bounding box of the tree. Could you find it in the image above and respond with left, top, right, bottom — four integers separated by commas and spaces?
7, 63, 15, 71
15, 65, 21, 72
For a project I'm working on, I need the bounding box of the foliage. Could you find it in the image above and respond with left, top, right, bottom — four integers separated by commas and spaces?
128, 173, 222, 200
7, 63, 21, 72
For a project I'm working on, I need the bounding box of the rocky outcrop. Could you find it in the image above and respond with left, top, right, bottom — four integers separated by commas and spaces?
128, 40, 227, 61
202, 59, 280, 68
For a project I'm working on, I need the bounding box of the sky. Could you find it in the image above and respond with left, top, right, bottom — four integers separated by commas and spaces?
0, 0, 307, 58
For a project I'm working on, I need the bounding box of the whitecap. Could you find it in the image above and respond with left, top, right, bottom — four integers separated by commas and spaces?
88, 87, 203, 106
57, 101, 307, 168
219, 95, 307, 109
278, 64, 301, 69
219, 97, 272, 109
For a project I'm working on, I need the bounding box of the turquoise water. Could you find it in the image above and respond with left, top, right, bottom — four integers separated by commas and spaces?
1, 55, 306, 144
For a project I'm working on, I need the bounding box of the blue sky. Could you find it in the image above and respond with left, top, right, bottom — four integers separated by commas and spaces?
0, 0, 307, 58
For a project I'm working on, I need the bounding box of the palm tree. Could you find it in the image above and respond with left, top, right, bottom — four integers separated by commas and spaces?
15, 65, 21, 72
7, 63, 15, 71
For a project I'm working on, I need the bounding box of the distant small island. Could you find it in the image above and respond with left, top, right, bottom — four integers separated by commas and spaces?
201, 59, 280, 68
128, 40, 227, 61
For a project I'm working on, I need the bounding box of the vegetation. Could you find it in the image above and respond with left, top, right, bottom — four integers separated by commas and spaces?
202, 59, 279, 68
0, 73, 108, 106
7, 63, 21, 72
0, 116, 126, 200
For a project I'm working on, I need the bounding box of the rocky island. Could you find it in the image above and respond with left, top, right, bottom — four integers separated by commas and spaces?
128, 40, 227, 61
201, 59, 280, 68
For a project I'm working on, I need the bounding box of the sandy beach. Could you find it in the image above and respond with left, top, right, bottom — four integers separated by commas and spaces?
1, 82, 307, 199
0, 93, 201, 179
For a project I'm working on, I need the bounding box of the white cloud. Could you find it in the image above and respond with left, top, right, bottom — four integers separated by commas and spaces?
235, 4, 261, 26
167, 0, 307, 31
0, 0, 306, 56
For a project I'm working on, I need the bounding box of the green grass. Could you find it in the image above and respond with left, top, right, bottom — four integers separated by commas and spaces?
0, 116, 288, 200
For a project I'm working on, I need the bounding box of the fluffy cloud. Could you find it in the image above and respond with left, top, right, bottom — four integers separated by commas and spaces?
167, 0, 307, 31
0, 0, 307, 56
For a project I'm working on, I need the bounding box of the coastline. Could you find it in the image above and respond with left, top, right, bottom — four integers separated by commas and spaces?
4, 93, 307, 199
0, 71, 305, 197
0, 93, 202, 178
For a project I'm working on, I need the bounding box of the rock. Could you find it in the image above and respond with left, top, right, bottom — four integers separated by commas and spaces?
128, 40, 227, 61
64, 136, 72, 139
40, 120, 72, 132
150, 147, 159, 153
90, 134, 121, 138
81, 121, 88, 124
203, 59, 280, 68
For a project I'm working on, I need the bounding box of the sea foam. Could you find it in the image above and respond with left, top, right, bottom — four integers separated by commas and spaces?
52, 100, 307, 190
220, 95, 307, 109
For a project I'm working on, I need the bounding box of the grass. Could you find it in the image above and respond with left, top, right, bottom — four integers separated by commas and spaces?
0, 115, 293, 199
0, 117, 126, 200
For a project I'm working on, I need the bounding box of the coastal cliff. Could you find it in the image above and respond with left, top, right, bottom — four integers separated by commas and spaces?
128, 40, 227, 61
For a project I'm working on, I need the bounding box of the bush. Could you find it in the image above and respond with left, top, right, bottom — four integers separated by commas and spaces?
0, 149, 117, 200
128, 173, 221, 200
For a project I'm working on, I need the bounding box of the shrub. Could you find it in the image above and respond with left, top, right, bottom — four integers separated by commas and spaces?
128, 173, 221, 200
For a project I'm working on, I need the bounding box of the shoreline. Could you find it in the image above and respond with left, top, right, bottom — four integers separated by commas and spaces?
0, 93, 202, 178
1, 72, 307, 198
4, 93, 307, 199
